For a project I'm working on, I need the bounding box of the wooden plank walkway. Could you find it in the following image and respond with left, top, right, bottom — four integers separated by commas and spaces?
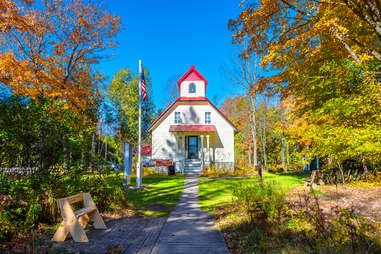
54, 217, 166, 254
151, 176, 229, 254
53, 176, 229, 254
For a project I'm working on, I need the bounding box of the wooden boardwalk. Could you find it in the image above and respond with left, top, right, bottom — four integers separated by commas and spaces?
54, 176, 229, 254
151, 176, 229, 254
54, 217, 166, 254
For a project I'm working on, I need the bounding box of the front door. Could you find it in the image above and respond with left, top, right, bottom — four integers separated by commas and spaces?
187, 136, 198, 159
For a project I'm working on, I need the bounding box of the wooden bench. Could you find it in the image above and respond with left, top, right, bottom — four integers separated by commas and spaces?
303, 177, 315, 187
52, 193, 107, 242
304, 170, 325, 187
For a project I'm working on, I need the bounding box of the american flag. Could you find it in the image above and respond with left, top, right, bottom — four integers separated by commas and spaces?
141, 69, 147, 101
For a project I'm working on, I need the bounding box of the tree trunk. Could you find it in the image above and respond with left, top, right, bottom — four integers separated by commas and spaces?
310, 170, 317, 187
105, 133, 108, 160
69, 149, 72, 168
286, 142, 289, 167
262, 116, 267, 168
39, 127, 43, 170
338, 161, 345, 184
248, 148, 252, 167
97, 109, 103, 156
360, 152, 369, 181
334, 33, 363, 65
250, 96, 258, 167
120, 130, 125, 181
250, 96, 262, 185
258, 165, 263, 186
90, 130, 96, 170
63, 143, 67, 170
81, 150, 84, 169
281, 110, 285, 169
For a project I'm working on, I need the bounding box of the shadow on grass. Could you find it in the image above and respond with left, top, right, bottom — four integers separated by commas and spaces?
276, 171, 311, 178
115, 175, 186, 217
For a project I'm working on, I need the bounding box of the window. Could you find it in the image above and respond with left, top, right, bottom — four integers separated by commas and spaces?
175, 112, 182, 124
205, 112, 211, 124
189, 83, 196, 93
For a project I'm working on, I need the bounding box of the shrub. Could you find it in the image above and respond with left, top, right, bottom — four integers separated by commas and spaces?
295, 193, 381, 253
0, 166, 126, 242
233, 181, 286, 226
222, 181, 381, 253
201, 164, 255, 177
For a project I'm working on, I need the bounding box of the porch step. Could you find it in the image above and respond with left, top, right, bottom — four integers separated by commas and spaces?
183, 159, 202, 175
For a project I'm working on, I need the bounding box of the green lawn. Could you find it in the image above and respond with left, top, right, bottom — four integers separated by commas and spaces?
198, 172, 309, 211
104, 174, 186, 217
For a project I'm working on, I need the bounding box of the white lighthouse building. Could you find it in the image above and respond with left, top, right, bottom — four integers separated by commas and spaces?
148, 65, 238, 174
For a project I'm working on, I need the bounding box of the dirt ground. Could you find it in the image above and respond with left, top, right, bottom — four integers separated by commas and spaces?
288, 185, 381, 223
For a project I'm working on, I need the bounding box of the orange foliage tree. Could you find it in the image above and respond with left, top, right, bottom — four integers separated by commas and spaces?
0, 0, 121, 111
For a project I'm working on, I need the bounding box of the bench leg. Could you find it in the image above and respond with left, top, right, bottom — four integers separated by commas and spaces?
52, 221, 69, 242
52, 217, 89, 242
83, 193, 107, 229
90, 209, 107, 229
67, 217, 89, 242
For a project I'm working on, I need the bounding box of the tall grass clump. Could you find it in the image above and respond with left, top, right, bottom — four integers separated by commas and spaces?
233, 181, 286, 226
226, 180, 381, 253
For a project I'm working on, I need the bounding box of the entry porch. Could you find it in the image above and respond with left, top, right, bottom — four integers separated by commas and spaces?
170, 125, 216, 174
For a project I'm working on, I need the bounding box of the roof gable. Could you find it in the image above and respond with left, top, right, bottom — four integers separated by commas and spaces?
177, 65, 208, 90
147, 97, 238, 132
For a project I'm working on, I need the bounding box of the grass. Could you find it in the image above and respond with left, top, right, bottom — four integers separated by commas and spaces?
200, 171, 381, 253
105, 173, 186, 217
199, 171, 309, 211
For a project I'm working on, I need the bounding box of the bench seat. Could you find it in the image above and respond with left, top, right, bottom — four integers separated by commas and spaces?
74, 207, 97, 217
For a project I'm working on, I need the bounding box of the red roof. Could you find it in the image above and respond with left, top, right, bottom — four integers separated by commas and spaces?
147, 97, 238, 132
169, 125, 217, 132
177, 65, 208, 93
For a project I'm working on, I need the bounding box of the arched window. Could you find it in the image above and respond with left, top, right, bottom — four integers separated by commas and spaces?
189, 83, 196, 93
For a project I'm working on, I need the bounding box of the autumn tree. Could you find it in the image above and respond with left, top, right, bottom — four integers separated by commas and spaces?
221, 96, 253, 167
229, 0, 380, 68
224, 44, 268, 169
0, 0, 120, 111
230, 0, 381, 177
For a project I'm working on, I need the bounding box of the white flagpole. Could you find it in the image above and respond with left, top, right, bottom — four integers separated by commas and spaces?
136, 60, 142, 188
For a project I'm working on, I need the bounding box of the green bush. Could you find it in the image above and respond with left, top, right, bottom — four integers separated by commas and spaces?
0, 167, 126, 242
201, 164, 255, 177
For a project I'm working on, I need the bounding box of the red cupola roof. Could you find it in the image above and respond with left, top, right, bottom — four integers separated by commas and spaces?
177, 65, 208, 93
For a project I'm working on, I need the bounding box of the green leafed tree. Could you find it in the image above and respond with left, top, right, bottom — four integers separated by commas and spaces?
107, 67, 155, 146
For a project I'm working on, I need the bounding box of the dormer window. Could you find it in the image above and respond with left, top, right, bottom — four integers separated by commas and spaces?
189, 83, 196, 93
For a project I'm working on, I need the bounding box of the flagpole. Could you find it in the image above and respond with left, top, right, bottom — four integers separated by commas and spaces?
137, 60, 142, 188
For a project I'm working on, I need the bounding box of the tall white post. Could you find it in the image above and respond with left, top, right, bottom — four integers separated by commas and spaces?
136, 60, 142, 188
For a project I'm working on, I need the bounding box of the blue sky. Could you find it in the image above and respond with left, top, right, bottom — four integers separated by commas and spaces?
98, 0, 246, 110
